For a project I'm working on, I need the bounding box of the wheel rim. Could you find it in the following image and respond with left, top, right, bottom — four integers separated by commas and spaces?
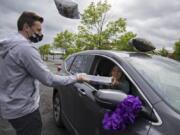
53, 95, 61, 122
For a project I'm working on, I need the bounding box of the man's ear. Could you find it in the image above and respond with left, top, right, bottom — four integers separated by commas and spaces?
23, 23, 30, 31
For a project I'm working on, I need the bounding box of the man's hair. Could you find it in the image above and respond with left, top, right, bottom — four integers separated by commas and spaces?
17, 11, 44, 31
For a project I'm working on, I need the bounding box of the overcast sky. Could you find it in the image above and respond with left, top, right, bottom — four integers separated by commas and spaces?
0, 0, 180, 49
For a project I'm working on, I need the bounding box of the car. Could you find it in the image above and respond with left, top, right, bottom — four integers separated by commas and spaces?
52, 49, 180, 135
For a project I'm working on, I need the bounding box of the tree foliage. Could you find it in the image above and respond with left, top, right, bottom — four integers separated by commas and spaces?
113, 32, 136, 51
53, 1, 136, 57
38, 44, 51, 60
54, 30, 79, 58
156, 47, 169, 57
174, 40, 180, 61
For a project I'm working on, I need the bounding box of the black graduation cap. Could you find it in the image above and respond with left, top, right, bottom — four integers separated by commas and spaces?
54, 0, 80, 19
128, 38, 156, 52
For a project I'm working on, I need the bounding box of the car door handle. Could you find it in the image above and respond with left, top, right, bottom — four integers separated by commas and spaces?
77, 88, 86, 96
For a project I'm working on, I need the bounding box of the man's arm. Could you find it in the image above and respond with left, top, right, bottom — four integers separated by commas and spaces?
19, 45, 82, 87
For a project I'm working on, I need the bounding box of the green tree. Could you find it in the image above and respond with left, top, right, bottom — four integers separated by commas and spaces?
78, 0, 135, 50
78, 1, 110, 49
174, 40, 180, 61
53, 1, 136, 57
157, 47, 169, 57
38, 44, 51, 61
113, 32, 136, 51
54, 30, 79, 58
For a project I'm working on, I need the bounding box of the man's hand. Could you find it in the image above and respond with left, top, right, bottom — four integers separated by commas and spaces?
76, 73, 89, 82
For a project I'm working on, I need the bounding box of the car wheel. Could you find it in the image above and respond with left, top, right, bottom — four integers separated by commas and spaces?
53, 92, 64, 127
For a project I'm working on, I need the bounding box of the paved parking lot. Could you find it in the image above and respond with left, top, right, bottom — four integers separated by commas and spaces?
0, 61, 70, 135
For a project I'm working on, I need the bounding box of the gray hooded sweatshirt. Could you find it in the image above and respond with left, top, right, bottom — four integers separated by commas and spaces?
0, 33, 77, 119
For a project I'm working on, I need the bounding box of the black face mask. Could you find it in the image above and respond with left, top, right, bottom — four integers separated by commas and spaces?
29, 33, 43, 43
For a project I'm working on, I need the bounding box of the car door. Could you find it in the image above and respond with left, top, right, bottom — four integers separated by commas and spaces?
60, 55, 77, 127
66, 54, 96, 134
72, 54, 153, 135
71, 54, 114, 135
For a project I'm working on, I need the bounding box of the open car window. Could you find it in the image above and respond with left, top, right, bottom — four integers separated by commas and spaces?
88, 55, 151, 100
87, 55, 158, 122
88, 56, 131, 94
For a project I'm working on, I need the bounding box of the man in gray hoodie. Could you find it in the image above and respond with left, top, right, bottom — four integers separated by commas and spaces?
0, 11, 87, 135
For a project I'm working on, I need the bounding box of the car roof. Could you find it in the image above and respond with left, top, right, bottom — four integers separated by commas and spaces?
71, 50, 180, 65
75, 50, 150, 57
72, 50, 159, 60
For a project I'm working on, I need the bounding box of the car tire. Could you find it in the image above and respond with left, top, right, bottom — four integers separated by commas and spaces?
53, 92, 64, 127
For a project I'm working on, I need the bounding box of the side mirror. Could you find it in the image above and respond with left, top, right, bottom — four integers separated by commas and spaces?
94, 89, 127, 109
94, 89, 158, 122
140, 106, 158, 122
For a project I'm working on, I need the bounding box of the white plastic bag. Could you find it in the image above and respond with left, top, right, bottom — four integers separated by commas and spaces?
54, 0, 80, 19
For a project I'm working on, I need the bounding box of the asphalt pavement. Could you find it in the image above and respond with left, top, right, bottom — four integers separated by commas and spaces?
0, 60, 69, 135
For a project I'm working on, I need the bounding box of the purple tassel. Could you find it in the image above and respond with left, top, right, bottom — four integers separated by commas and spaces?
102, 95, 142, 131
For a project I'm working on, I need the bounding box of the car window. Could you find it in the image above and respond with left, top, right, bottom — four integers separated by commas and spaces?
65, 55, 75, 71
70, 55, 95, 74
89, 56, 131, 94
85, 55, 158, 122
89, 55, 156, 119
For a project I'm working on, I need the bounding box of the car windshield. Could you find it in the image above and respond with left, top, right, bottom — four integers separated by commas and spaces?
127, 56, 180, 112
